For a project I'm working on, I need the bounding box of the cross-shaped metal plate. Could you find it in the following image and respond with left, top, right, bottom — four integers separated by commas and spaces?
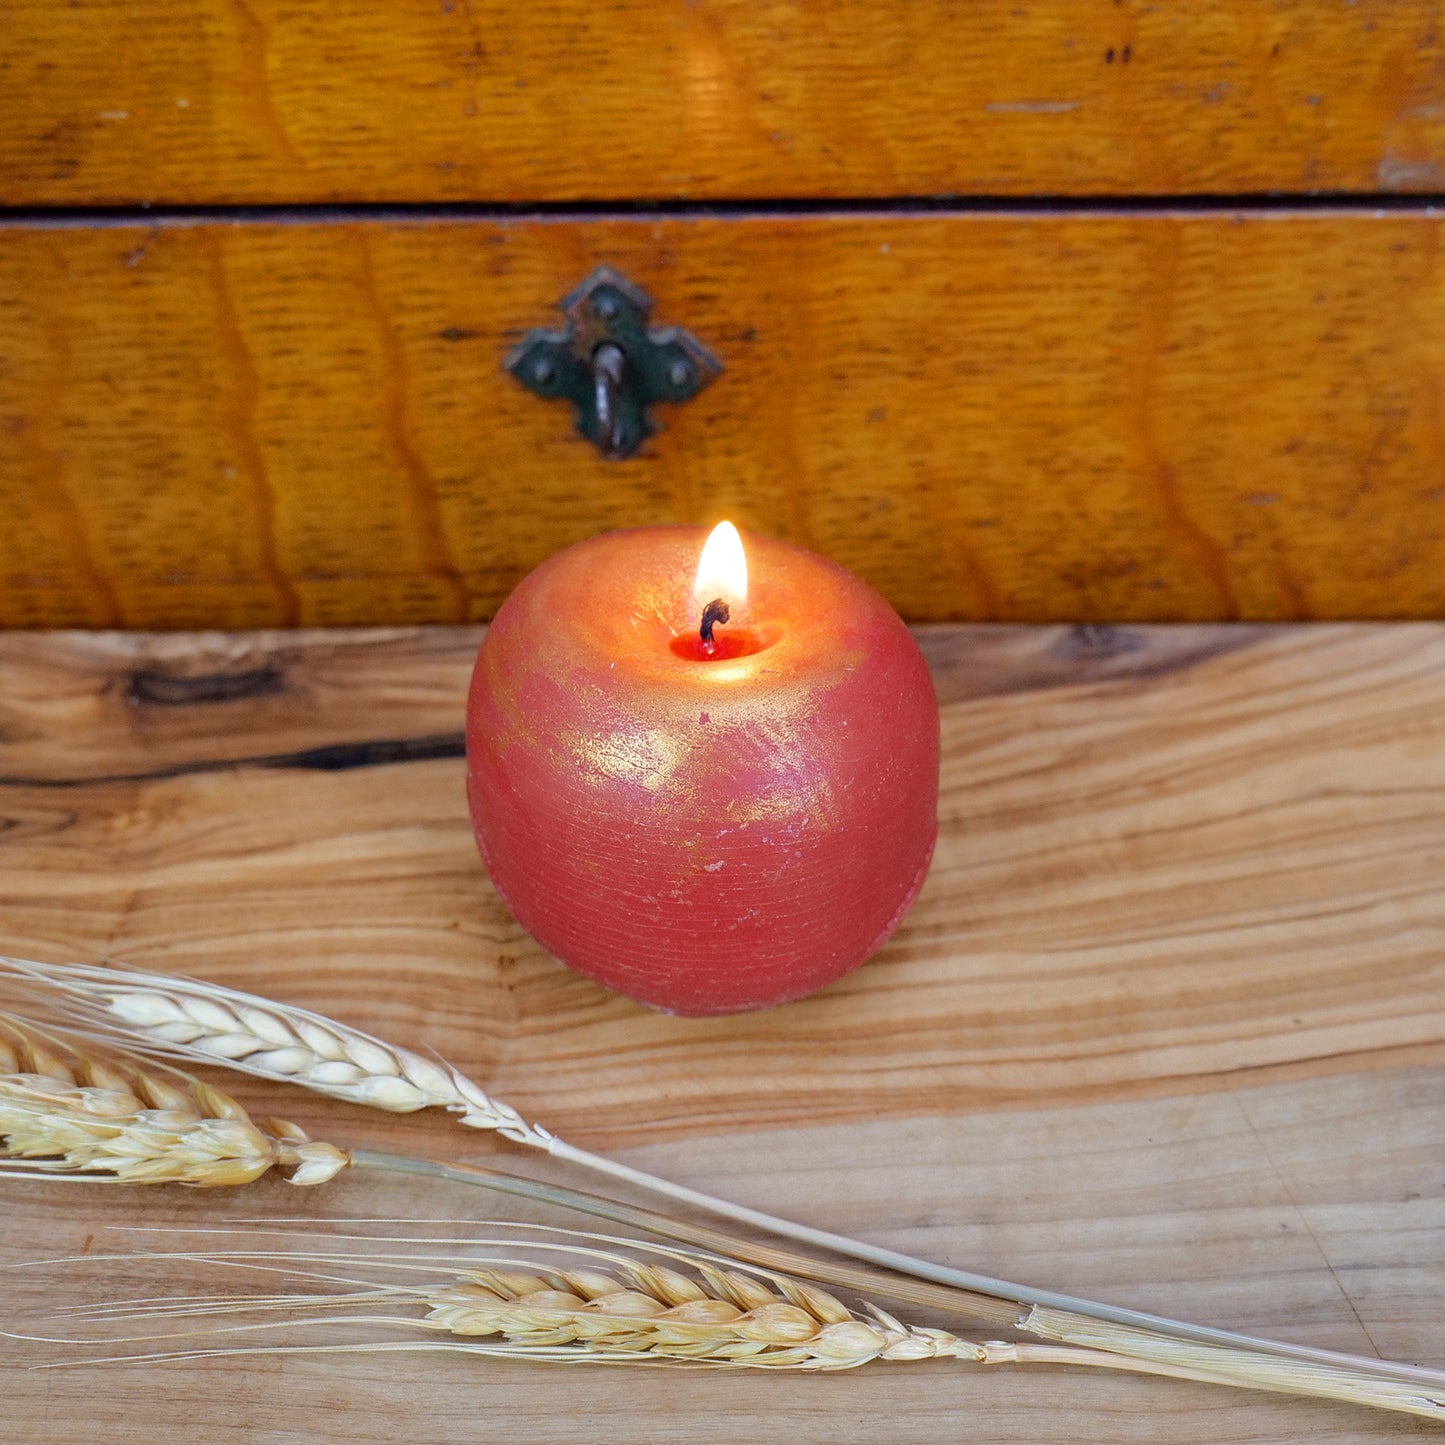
505, 267, 722, 459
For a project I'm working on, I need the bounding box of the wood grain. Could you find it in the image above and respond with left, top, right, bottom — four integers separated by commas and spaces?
0, 622, 1441, 1441
3, 1, 1445, 204
0, 623, 1442, 1139
5, 210, 1445, 628
3, 1072, 1442, 1442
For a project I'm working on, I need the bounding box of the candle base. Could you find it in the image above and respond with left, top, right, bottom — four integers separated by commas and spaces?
630, 830, 938, 1017
475, 822, 937, 1016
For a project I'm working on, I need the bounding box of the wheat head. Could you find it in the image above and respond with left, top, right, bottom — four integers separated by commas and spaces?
0, 1016, 349, 1187
33, 1227, 983, 1371
422, 1256, 974, 1367
0, 958, 549, 1147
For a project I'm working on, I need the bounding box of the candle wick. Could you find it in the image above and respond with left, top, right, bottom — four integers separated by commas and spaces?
699, 598, 731, 650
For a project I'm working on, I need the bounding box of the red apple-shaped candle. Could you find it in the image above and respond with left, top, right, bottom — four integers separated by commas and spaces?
465, 523, 939, 1015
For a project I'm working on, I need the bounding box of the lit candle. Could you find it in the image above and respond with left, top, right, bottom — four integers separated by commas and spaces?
465, 524, 939, 1015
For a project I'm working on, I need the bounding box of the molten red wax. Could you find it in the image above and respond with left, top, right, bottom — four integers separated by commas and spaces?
465, 527, 939, 1016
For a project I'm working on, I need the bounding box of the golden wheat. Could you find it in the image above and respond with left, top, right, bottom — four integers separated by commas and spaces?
0, 958, 549, 1143
11, 1228, 1013, 1371
5, 959, 1445, 1420
412, 1264, 1445, 1405
0, 1015, 349, 1187
420, 1256, 972, 1367
21, 1225, 1445, 1415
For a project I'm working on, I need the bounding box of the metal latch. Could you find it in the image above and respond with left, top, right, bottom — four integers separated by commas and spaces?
505, 267, 722, 459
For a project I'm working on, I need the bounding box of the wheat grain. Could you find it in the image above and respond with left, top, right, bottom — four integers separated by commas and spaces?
0, 1016, 349, 1187
418, 1255, 974, 1367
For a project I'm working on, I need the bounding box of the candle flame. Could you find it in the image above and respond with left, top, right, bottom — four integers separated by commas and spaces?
694, 521, 748, 605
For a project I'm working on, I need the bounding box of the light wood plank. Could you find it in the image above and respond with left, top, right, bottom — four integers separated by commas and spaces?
3, 1, 1445, 204
0, 623, 1442, 1137
0, 622, 1441, 1438
4, 212, 1445, 628
2, 1071, 1441, 1442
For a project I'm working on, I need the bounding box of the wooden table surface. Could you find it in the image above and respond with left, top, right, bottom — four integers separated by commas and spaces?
1, 622, 1442, 1441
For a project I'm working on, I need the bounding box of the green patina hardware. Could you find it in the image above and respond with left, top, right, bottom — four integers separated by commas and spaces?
505, 267, 722, 459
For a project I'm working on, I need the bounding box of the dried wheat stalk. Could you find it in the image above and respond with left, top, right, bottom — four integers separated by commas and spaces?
62, 1238, 977, 1369
275, 1247, 1445, 1408
4, 958, 1445, 1417
22, 1226, 1445, 1415
0, 1015, 349, 1188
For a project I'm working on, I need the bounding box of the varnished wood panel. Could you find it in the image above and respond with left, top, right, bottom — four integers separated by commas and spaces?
0, 623, 1442, 1439
3, 212, 1445, 627
4, 2, 1445, 204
